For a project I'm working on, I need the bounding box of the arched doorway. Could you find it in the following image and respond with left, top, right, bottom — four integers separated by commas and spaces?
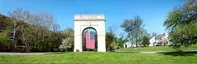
73, 14, 106, 52
82, 27, 97, 51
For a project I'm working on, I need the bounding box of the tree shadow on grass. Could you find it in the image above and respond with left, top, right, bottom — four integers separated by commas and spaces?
158, 51, 197, 56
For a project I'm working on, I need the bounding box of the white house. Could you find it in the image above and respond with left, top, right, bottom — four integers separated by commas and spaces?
149, 36, 160, 46
149, 33, 171, 46
124, 33, 172, 47
149, 37, 155, 46
123, 42, 136, 48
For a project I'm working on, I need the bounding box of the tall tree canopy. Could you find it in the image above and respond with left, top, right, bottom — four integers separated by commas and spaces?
106, 26, 117, 50
116, 35, 128, 48
164, 0, 197, 49
121, 16, 145, 47
59, 28, 74, 51
2, 8, 64, 52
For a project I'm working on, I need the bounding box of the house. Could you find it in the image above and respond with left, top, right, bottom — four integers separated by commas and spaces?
149, 36, 160, 46
149, 33, 171, 46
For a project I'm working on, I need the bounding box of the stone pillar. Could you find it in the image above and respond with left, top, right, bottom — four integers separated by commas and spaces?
97, 35, 106, 52
74, 35, 82, 52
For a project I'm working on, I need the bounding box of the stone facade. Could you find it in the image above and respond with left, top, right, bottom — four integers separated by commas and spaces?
73, 14, 106, 52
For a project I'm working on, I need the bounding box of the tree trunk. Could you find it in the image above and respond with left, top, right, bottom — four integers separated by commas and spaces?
25, 43, 30, 52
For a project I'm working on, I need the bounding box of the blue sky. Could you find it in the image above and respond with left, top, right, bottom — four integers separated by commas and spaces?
0, 0, 183, 34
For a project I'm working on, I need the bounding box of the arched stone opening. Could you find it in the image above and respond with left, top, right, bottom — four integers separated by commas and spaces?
82, 27, 97, 51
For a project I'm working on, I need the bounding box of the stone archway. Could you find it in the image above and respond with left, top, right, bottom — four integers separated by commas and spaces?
73, 14, 106, 52
82, 27, 97, 51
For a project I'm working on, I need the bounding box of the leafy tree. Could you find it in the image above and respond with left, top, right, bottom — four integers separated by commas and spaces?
164, 0, 197, 50
60, 28, 74, 52
116, 36, 128, 48
0, 31, 12, 51
0, 32, 8, 44
63, 28, 74, 39
141, 36, 150, 47
8, 8, 62, 52
106, 26, 117, 51
121, 16, 144, 47
59, 38, 74, 52
0, 14, 16, 51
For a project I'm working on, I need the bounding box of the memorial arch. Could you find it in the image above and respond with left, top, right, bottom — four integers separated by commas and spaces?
73, 14, 106, 52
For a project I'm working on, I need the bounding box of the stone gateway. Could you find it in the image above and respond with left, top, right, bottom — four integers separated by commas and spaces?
73, 14, 106, 52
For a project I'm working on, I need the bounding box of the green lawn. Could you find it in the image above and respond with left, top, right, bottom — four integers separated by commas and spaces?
0, 45, 197, 64
116, 45, 197, 52
0, 52, 197, 64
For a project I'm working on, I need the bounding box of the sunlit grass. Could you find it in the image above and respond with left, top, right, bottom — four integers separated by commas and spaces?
0, 45, 197, 64
0, 52, 197, 64
116, 45, 197, 52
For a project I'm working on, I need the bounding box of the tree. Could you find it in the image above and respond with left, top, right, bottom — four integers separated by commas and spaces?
116, 36, 128, 48
8, 8, 62, 52
0, 14, 16, 51
59, 38, 73, 52
121, 16, 144, 47
8, 8, 38, 52
60, 28, 74, 52
106, 26, 117, 51
141, 36, 150, 47
164, 0, 197, 50
0, 31, 12, 51
63, 28, 74, 39
0, 32, 8, 44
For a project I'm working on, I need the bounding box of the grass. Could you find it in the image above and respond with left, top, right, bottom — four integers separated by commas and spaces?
0, 52, 197, 64
116, 45, 197, 52
0, 45, 197, 64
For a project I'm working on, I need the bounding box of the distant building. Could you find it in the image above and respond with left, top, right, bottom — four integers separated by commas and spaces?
149, 33, 171, 46
123, 33, 172, 48
149, 36, 160, 46
124, 42, 135, 48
